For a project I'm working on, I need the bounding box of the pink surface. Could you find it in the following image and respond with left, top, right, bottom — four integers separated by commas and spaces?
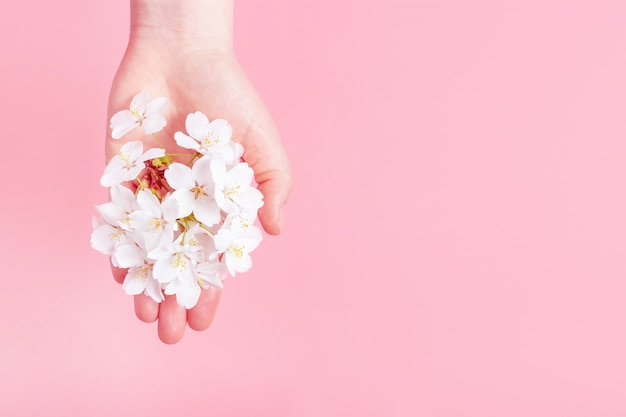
1, 0, 626, 415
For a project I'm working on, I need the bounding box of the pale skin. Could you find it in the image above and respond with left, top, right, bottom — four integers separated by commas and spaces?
106, 0, 294, 344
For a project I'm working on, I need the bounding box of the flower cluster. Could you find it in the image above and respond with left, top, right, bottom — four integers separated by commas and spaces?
91, 91, 263, 309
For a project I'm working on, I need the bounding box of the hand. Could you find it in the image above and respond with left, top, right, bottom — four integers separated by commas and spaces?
105, 0, 293, 344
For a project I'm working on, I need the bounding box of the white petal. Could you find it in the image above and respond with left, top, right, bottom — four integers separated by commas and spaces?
100, 170, 126, 188
197, 262, 225, 289
192, 156, 213, 185
176, 283, 201, 309
213, 228, 233, 253
165, 163, 195, 190
112, 244, 144, 268
161, 197, 181, 222
224, 251, 237, 276
91, 225, 124, 255
242, 188, 264, 210
209, 119, 232, 144
130, 91, 149, 112
123, 267, 149, 295
136, 190, 162, 217
171, 189, 194, 218
174, 132, 200, 151
110, 185, 136, 213
230, 162, 254, 186
110, 113, 138, 139
234, 252, 252, 273
142, 115, 167, 134
231, 142, 244, 161
146, 97, 169, 115
210, 159, 227, 184
110, 110, 134, 126
145, 277, 165, 303
185, 111, 210, 140
239, 236, 262, 253
194, 197, 220, 226
95, 202, 124, 225
123, 165, 145, 183
141, 147, 166, 162
153, 257, 177, 283
121, 140, 144, 159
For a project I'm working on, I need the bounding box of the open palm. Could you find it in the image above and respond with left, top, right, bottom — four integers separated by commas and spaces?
105, 43, 293, 344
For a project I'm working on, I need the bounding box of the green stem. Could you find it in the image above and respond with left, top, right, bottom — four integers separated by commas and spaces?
199, 223, 215, 236
152, 133, 164, 149
186, 153, 200, 166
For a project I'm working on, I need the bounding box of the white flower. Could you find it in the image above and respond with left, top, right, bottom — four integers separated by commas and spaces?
91, 185, 141, 258
214, 219, 263, 276
211, 160, 264, 215
110, 91, 169, 139
151, 225, 205, 285
174, 112, 242, 163
164, 156, 220, 226
223, 207, 259, 235
196, 261, 226, 289
130, 190, 179, 252
94, 95, 268, 309
163, 273, 201, 309
100, 141, 165, 187
90, 217, 133, 257
113, 244, 164, 303
94, 185, 138, 231
151, 225, 209, 308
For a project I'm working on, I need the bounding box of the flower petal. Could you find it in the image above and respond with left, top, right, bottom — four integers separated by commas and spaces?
100, 167, 128, 187
230, 162, 254, 186
173, 132, 200, 151
165, 163, 195, 190
213, 228, 233, 253
110, 185, 136, 213
91, 225, 125, 255
192, 155, 214, 185
122, 266, 152, 295
153, 256, 177, 283
141, 147, 166, 162
95, 202, 125, 225
185, 111, 210, 140
136, 190, 162, 217
121, 140, 144, 159
130, 91, 148, 112
112, 244, 144, 268
145, 277, 165, 303
194, 197, 220, 226
209, 119, 232, 144
170, 189, 194, 218
142, 114, 167, 134
175, 283, 201, 309
146, 97, 169, 115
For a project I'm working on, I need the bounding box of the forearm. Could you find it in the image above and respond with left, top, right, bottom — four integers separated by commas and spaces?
129, 0, 234, 52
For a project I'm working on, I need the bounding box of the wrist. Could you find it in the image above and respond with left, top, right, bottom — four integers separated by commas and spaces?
129, 0, 234, 53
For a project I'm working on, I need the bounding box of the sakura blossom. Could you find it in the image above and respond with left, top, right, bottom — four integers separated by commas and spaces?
100, 141, 165, 187
109, 91, 169, 139
92, 92, 265, 310
174, 111, 243, 163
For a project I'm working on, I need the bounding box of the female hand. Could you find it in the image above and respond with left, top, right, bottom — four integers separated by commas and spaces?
105, 0, 293, 343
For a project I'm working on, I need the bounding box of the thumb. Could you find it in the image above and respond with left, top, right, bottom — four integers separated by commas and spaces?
241, 125, 294, 236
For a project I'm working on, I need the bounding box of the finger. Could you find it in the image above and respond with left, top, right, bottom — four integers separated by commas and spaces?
110, 262, 126, 284
257, 174, 293, 235
158, 295, 187, 344
134, 294, 159, 323
188, 287, 222, 331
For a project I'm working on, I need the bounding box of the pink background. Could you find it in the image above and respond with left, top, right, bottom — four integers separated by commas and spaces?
1, 0, 626, 415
